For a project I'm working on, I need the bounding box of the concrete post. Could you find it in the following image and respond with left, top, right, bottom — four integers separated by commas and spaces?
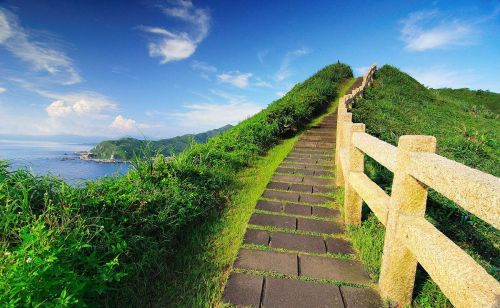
379, 135, 437, 306
344, 123, 366, 225
335, 112, 352, 187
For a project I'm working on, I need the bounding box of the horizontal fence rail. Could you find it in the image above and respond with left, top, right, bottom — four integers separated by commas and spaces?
335, 65, 500, 307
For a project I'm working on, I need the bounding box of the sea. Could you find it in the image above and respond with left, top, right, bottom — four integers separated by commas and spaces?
0, 140, 130, 184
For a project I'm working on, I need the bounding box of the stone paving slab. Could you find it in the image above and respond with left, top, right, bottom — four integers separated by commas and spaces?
235, 249, 298, 275
313, 170, 335, 177
280, 162, 333, 171
297, 217, 343, 234
325, 238, 355, 255
276, 167, 315, 175
270, 231, 326, 253
223, 273, 263, 307
312, 206, 339, 217
299, 193, 333, 204
256, 200, 283, 212
341, 286, 383, 308
303, 177, 334, 186
300, 255, 371, 285
272, 174, 303, 183
312, 185, 335, 193
283, 202, 313, 216
263, 278, 344, 308
287, 153, 334, 160
267, 181, 291, 191
244, 229, 270, 246
292, 148, 333, 154
249, 213, 297, 229
288, 183, 314, 193
262, 189, 300, 202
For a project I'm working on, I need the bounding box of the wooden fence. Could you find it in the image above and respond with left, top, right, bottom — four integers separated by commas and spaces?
335, 65, 500, 307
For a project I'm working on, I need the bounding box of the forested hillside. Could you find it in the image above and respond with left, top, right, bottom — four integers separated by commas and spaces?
91, 124, 233, 160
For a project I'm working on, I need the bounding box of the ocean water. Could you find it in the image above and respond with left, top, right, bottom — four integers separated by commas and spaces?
0, 140, 130, 183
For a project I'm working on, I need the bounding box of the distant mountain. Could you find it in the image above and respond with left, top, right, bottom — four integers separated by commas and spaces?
90, 125, 233, 160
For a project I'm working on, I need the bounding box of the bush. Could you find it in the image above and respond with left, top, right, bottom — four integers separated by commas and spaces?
0, 63, 352, 306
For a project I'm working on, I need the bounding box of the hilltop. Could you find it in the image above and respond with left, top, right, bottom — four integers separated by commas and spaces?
90, 124, 233, 160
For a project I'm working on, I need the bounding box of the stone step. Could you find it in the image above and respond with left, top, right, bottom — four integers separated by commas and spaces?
292, 148, 333, 154
276, 167, 334, 177
256, 200, 339, 218
234, 248, 370, 285
295, 141, 336, 149
287, 152, 334, 159
243, 228, 355, 255
223, 273, 382, 308
299, 136, 336, 142
280, 162, 333, 171
262, 189, 334, 205
248, 213, 343, 234
284, 157, 333, 165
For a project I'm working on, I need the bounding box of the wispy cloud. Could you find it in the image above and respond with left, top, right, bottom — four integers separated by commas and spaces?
217, 71, 253, 88
169, 90, 263, 129
0, 87, 6, 94
276, 48, 310, 81
141, 0, 210, 63
400, 10, 477, 51
0, 8, 81, 85
257, 49, 269, 63
191, 60, 217, 73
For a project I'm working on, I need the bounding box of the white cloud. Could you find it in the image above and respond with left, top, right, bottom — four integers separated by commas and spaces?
0, 87, 6, 94
400, 10, 476, 51
276, 48, 310, 81
217, 71, 253, 88
191, 60, 217, 73
141, 0, 210, 63
355, 66, 370, 76
109, 115, 150, 132
170, 90, 263, 129
257, 49, 269, 63
0, 8, 81, 84
44, 92, 117, 118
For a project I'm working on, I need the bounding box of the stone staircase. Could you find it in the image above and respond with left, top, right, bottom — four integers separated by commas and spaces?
222, 112, 382, 307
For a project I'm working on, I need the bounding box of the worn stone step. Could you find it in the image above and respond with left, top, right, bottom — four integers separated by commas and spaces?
263, 189, 300, 202
249, 213, 297, 229
297, 217, 343, 234
256, 200, 339, 218
299, 193, 334, 204
280, 162, 333, 171
341, 286, 383, 307
276, 167, 333, 177
299, 254, 371, 285
292, 148, 333, 154
287, 152, 333, 159
303, 177, 334, 186
284, 157, 332, 165
263, 277, 343, 308
270, 231, 326, 253
223, 273, 263, 307
295, 142, 336, 149
243, 228, 270, 246
299, 136, 336, 143
235, 248, 298, 275
272, 174, 304, 183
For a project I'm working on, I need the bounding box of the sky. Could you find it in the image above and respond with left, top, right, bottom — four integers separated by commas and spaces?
0, 0, 499, 140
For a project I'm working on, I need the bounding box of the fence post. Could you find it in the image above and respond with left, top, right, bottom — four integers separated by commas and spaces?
379, 135, 437, 306
335, 112, 352, 187
343, 123, 366, 225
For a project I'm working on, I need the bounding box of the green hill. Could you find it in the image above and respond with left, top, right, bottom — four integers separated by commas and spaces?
91, 124, 233, 160
349, 65, 499, 307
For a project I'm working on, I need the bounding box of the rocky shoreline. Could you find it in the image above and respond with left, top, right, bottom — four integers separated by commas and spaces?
72, 151, 129, 163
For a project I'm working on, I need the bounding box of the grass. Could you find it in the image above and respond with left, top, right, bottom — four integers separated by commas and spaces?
0, 63, 354, 306
134, 77, 357, 307
346, 65, 499, 307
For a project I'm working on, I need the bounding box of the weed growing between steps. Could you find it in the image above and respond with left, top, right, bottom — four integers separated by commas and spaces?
0, 63, 352, 306
347, 65, 499, 307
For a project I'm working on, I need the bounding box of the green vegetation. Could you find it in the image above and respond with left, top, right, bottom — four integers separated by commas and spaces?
0, 63, 352, 306
348, 65, 499, 307
91, 124, 233, 160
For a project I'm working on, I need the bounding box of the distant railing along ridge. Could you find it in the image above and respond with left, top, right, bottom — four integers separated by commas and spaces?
335, 65, 500, 308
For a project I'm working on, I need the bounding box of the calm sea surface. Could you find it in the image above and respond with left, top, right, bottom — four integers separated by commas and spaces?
0, 140, 130, 183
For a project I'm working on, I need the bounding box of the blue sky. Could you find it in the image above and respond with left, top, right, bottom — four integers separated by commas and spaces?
0, 0, 498, 139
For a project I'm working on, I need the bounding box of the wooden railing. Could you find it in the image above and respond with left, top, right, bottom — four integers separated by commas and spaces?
335, 65, 500, 307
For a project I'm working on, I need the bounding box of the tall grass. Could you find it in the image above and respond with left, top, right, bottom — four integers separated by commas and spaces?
0, 63, 352, 306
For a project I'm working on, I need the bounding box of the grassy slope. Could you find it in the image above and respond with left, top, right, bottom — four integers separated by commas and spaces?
114, 78, 355, 307
348, 65, 499, 307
